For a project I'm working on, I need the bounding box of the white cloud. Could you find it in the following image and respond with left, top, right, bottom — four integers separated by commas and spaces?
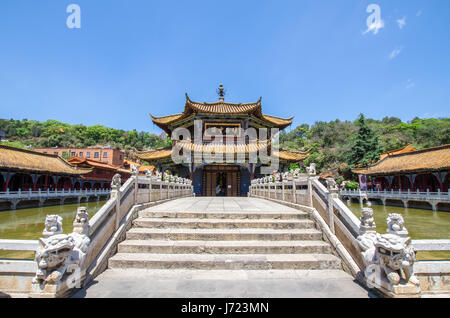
397, 17, 406, 29
416, 10, 422, 17
389, 47, 403, 59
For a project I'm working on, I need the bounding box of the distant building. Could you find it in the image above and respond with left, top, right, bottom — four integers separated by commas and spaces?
353, 144, 450, 192
0, 130, 6, 141
67, 157, 130, 189
0, 145, 92, 191
34, 147, 125, 167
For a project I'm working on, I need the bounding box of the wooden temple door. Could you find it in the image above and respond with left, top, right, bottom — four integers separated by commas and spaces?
226, 171, 238, 196
205, 172, 216, 196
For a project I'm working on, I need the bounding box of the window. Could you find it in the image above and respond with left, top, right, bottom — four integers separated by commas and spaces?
103, 152, 108, 158
86, 152, 90, 158
120, 155, 123, 160
94, 152, 99, 158
79, 152, 83, 157
71, 152, 76, 157
54, 152, 58, 155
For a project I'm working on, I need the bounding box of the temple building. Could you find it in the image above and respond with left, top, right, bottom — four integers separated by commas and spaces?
353, 144, 450, 192
67, 157, 131, 189
137, 86, 308, 196
0, 145, 92, 191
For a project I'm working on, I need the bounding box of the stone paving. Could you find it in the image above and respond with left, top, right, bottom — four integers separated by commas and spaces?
73, 197, 372, 298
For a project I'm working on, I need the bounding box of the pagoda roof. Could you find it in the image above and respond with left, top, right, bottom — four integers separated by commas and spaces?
353, 144, 450, 175
137, 142, 307, 163
151, 93, 293, 133
0, 145, 92, 175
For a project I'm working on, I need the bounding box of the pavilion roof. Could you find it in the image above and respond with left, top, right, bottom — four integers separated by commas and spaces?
136, 143, 307, 163
0, 145, 92, 175
151, 93, 293, 133
68, 157, 130, 175
353, 144, 450, 175
276, 149, 309, 162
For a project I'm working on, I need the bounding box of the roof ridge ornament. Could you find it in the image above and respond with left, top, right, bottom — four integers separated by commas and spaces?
216, 84, 225, 101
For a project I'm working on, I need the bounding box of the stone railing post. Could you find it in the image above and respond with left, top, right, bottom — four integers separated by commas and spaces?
130, 164, 140, 204
326, 178, 339, 234
110, 174, 122, 230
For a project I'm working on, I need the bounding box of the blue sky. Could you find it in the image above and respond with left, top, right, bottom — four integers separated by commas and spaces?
0, 0, 449, 134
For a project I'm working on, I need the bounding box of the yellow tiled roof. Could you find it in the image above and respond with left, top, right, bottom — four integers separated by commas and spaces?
0, 145, 92, 175
353, 144, 450, 175
150, 93, 293, 133
277, 149, 309, 161
379, 144, 417, 161
137, 143, 307, 163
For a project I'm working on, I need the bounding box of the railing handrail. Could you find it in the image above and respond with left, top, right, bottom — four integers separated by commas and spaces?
412, 239, 450, 252
0, 239, 39, 252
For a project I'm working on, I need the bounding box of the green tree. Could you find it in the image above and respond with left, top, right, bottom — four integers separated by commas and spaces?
347, 114, 383, 168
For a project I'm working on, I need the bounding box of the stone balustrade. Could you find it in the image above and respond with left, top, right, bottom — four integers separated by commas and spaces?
0, 188, 111, 210
249, 165, 450, 298
340, 189, 449, 211
0, 169, 194, 297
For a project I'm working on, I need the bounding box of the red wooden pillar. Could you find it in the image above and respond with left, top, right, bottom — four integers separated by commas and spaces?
437, 173, 444, 192
250, 163, 254, 180
44, 175, 48, 190
4, 171, 10, 191
33, 174, 38, 191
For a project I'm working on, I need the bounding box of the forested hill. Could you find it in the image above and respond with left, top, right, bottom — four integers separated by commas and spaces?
1, 116, 449, 177
280, 116, 449, 177
0, 119, 171, 150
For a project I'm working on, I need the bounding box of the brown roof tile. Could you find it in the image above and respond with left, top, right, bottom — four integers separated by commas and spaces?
0, 145, 92, 175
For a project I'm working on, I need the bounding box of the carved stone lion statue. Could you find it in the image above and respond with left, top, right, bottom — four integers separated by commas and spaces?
306, 163, 316, 175
359, 208, 376, 234
130, 164, 140, 176
144, 168, 153, 178
357, 212, 420, 292
33, 232, 90, 285
73, 207, 90, 235
111, 173, 122, 189
387, 213, 408, 237
43, 215, 63, 237
326, 178, 338, 192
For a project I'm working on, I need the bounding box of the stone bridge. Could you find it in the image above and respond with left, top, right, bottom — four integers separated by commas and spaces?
0, 167, 449, 298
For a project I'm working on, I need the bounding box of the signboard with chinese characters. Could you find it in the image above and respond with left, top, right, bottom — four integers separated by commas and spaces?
204, 123, 241, 137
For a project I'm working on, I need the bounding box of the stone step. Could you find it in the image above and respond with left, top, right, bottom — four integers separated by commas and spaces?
139, 210, 309, 220
108, 253, 341, 270
118, 240, 331, 254
126, 228, 323, 241
132, 218, 315, 229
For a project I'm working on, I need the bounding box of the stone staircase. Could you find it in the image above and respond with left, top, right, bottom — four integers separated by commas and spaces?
108, 205, 342, 271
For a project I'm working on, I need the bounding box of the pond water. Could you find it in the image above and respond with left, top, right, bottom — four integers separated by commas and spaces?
346, 202, 450, 260
0, 201, 106, 259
